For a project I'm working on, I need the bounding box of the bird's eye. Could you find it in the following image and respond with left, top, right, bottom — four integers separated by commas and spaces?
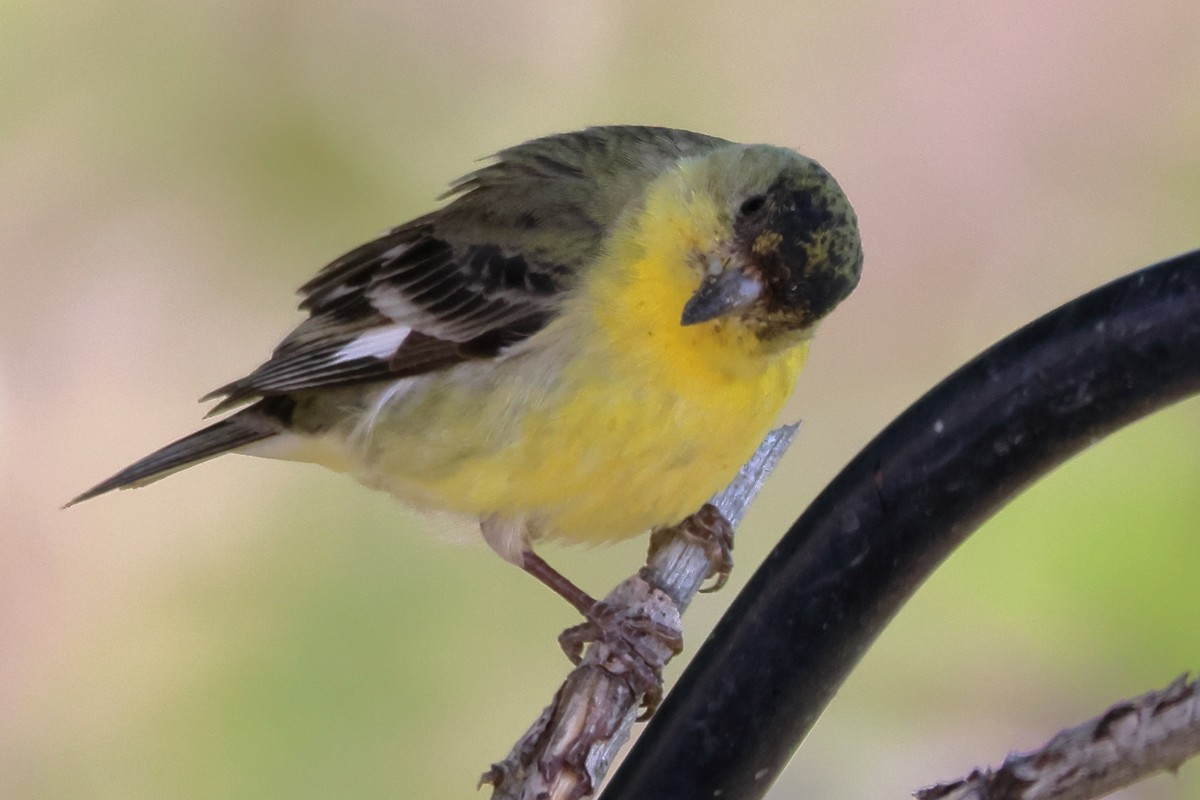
738, 195, 767, 217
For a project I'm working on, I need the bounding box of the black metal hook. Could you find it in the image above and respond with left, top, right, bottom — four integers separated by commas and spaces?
601, 249, 1200, 799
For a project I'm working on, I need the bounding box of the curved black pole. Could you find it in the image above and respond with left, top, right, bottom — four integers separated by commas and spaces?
601, 249, 1200, 799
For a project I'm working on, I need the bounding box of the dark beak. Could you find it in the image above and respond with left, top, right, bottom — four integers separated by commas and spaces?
680, 268, 763, 326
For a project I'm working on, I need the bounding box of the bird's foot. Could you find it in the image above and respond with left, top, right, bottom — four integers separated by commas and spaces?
648, 502, 735, 593
558, 594, 683, 716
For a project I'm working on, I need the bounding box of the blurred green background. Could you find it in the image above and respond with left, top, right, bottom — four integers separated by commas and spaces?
4, 1, 1199, 798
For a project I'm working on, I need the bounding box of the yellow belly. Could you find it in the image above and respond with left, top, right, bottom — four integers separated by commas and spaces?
352, 338, 806, 545
489, 341, 806, 542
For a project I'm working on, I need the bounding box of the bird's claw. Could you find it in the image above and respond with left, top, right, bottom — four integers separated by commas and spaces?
558, 600, 683, 716
648, 502, 735, 593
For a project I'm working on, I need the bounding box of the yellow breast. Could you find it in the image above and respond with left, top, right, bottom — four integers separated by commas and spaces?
340, 178, 810, 545
421, 181, 805, 542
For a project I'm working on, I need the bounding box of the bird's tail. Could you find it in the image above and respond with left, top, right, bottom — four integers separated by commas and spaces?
67, 399, 291, 506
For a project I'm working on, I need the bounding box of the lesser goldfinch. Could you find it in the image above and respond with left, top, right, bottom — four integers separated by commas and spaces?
71, 126, 863, 613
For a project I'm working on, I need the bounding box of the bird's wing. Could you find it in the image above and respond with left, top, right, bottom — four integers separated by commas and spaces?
204, 126, 731, 413
202, 219, 568, 414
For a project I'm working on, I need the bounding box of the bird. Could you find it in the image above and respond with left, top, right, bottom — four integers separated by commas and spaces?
70, 125, 863, 617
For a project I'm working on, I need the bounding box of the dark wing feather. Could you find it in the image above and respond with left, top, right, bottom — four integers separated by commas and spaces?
205, 223, 563, 413
204, 126, 732, 413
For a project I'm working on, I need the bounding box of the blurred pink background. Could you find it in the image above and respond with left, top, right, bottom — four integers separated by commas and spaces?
3, 1, 1199, 797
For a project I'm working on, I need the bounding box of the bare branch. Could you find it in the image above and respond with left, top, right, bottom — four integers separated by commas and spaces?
917, 673, 1200, 800
483, 424, 800, 800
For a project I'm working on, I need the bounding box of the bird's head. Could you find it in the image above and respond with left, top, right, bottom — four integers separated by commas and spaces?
681, 146, 863, 343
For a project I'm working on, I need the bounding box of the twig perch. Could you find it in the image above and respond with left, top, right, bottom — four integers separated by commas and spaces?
917, 673, 1200, 800
483, 423, 799, 800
